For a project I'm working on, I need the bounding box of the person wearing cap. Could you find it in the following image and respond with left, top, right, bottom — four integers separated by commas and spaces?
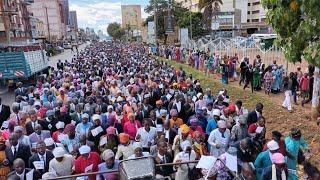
208, 120, 230, 158
169, 109, 183, 130
123, 113, 141, 140
88, 114, 106, 148
115, 133, 134, 160
13, 126, 30, 147
135, 118, 157, 152
98, 126, 119, 153
263, 131, 288, 156
195, 93, 206, 110
28, 141, 55, 179
254, 140, 280, 179
97, 149, 119, 180
42, 110, 58, 133
173, 141, 196, 180
172, 124, 192, 155
49, 147, 75, 178
52, 121, 65, 142
44, 138, 63, 151
285, 128, 309, 180
206, 109, 220, 135
261, 153, 288, 180
74, 145, 101, 180
128, 142, 149, 159
75, 113, 93, 137
189, 118, 205, 138
58, 124, 80, 154
230, 115, 249, 144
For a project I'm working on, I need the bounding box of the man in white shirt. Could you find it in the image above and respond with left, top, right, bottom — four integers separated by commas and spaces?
135, 119, 157, 152
208, 120, 230, 158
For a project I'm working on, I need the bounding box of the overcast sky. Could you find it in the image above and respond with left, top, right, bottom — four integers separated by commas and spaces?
69, 0, 150, 35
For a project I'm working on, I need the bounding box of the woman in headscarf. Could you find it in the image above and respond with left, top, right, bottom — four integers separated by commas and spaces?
123, 113, 141, 140
115, 133, 134, 160
172, 124, 192, 156
97, 149, 119, 180
285, 128, 309, 180
173, 141, 196, 180
0, 136, 10, 179
59, 124, 80, 155
169, 109, 184, 130
99, 127, 119, 153
88, 114, 106, 150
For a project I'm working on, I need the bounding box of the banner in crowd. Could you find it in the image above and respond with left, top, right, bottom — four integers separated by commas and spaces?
180, 28, 189, 46
121, 5, 142, 30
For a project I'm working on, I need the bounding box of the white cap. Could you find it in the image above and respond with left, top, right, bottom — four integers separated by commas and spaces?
55, 121, 65, 129
217, 120, 227, 128
196, 93, 203, 98
92, 114, 101, 121
34, 101, 41, 106
44, 138, 54, 146
133, 142, 142, 150
156, 124, 163, 132
102, 149, 115, 161
267, 140, 279, 151
212, 109, 221, 116
53, 147, 65, 158
79, 145, 91, 155
107, 105, 113, 110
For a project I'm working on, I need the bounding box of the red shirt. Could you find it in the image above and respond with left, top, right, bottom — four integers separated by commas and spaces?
74, 152, 101, 180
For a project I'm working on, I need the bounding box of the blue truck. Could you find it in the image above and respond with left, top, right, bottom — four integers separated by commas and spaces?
0, 44, 49, 85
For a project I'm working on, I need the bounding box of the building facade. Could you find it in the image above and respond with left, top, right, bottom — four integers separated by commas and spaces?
68, 10, 77, 30
0, 0, 32, 45
28, 0, 65, 41
177, 0, 270, 36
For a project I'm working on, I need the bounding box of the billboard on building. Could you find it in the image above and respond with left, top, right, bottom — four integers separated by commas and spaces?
180, 28, 189, 46
147, 21, 155, 35
121, 5, 142, 30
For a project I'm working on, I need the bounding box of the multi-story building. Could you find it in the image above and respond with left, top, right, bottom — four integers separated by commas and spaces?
0, 0, 32, 45
68, 11, 77, 30
28, 0, 65, 41
29, 17, 45, 39
177, 0, 270, 37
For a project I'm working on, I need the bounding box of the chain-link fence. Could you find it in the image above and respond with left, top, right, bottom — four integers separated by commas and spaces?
183, 37, 308, 73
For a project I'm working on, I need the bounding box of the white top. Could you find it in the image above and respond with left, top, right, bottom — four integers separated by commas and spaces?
135, 127, 157, 148
49, 154, 75, 176
208, 128, 230, 158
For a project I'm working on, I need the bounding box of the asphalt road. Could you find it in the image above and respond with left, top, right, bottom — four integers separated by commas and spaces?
0, 43, 88, 106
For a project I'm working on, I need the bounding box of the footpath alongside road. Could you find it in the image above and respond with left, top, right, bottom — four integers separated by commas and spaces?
0, 43, 88, 105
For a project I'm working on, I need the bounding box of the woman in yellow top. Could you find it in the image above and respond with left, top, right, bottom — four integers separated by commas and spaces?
169, 109, 184, 129
0, 136, 10, 179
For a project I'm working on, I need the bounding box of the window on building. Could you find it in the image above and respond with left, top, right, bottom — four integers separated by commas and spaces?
247, 11, 250, 14
252, 19, 259, 22
253, 2, 260, 5
248, 3, 250, 6
0, 31, 6, 37
261, 18, 266, 22
252, 10, 260, 14
247, 19, 250, 22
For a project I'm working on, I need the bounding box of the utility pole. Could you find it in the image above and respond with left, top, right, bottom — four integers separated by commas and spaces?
154, 0, 157, 44
44, 6, 51, 42
189, 0, 193, 39
1, 2, 11, 45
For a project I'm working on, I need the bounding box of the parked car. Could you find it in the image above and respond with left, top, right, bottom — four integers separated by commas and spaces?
63, 43, 72, 49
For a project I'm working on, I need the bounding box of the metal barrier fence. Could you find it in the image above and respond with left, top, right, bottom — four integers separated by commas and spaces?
182, 37, 308, 73
42, 160, 200, 180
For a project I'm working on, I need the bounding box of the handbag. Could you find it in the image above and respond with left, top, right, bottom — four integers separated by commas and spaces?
297, 149, 305, 164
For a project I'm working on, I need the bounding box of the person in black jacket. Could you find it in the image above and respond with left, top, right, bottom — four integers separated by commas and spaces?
155, 141, 175, 178
244, 64, 254, 93
5, 133, 31, 167
0, 97, 10, 125
7, 158, 40, 180
239, 58, 249, 86
247, 103, 264, 126
28, 141, 54, 179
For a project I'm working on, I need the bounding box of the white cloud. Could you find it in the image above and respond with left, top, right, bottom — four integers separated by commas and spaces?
70, 1, 151, 35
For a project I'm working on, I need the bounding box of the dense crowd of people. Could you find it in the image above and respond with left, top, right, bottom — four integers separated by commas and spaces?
0, 41, 319, 180
158, 46, 318, 114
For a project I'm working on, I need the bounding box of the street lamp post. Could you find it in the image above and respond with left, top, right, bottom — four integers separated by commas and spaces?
189, 0, 193, 39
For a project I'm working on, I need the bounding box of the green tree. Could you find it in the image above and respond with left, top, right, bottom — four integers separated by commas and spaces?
262, 0, 320, 115
262, 0, 320, 67
107, 22, 124, 40
176, 12, 208, 39
144, 0, 188, 43
198, 0, 223, 30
